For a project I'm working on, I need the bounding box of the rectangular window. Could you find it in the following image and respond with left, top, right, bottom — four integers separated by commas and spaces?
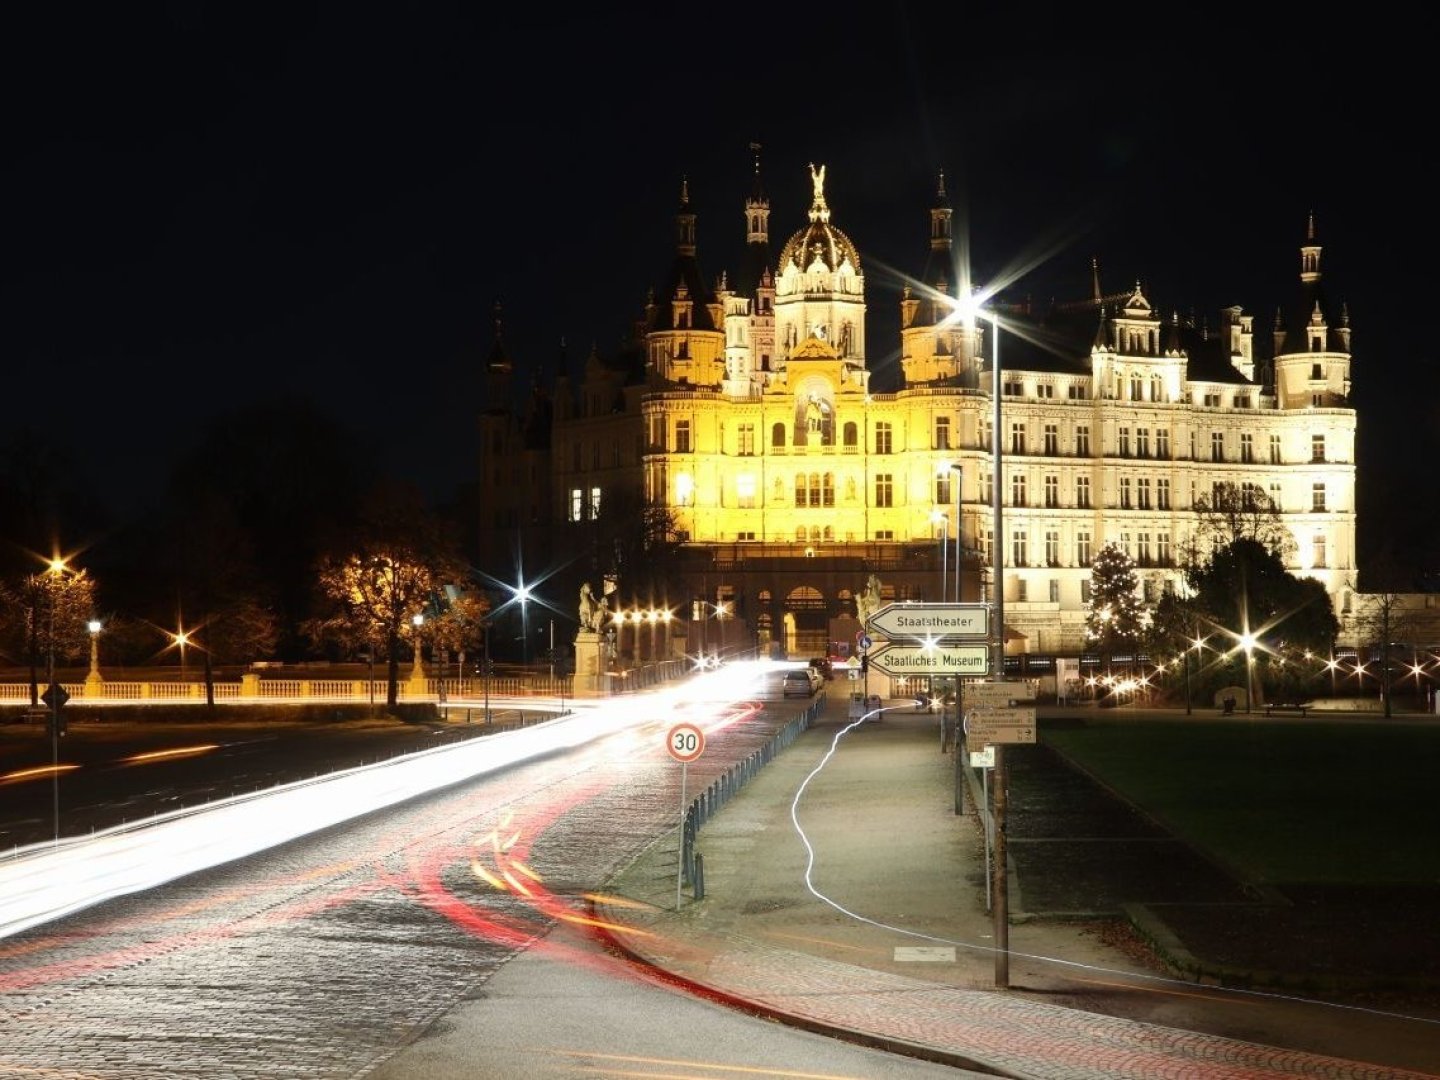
1076, 425, 1091, 456
1157, 429, 1170, 459
1120, 477, 1132, 508
1037, 384, 1054, 398
737, 531, 757, 541
1157, 478, 1170, 509
823, 474, 835, 507
1011, 423, 1026, 454
1076, 476, 1091, 508
1077, 531, 1092, 566
1081, 578, 1092, 602
981, 472, 993, 505
1211, 431, 1224, 462
1120, 532, 1132, 558
737, 474, 756, 508
1049, 579, 1060, 603
1017, 578, 1028, 602
1158, 532, 1171, 564
1137, 478, 1151, 509
738, 423, 755, 456
875, 422, 893, 454
1013, 529, 1028, 567
1137, 428, 1149, 458
1067, 383, 1089, 400
1269, 482, 1282, 510
936, 475, 952, 504
589, 487, 601, 518
1241, 433, 1254, 463
1044, 423, 1059, 454
1044, 474, 1058, 507
1311, 434, 1326, 462
935, 416, 951, 450
1011, 474, 1027, 507
875, 473, 894, 507
1045, 530, 1059, 566
1137, 532, 1151, 564
675, 420, 691, 453
874, 529, 894, 541
569, 488, 583, 522
1269, 434, 1281, 464
979, 419, 991, 450
1118, 427, 1131, 457
1313, 533, 1327, 568
1312, 483, 1327, 512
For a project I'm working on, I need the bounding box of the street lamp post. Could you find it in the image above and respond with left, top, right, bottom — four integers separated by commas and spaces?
949, 464, 963, 604
409, 613, 426, 696
953, 297, 1009, 987
483, 619, 492, 724
1240, 632, 1257, 714
85, 619, 103, 697
931, 510, 949, 603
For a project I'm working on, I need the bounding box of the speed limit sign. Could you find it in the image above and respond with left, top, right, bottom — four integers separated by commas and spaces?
667, 722, 705, 763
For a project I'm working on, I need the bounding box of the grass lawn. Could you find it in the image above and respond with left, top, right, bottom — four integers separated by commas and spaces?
1042, 719, 1440, 885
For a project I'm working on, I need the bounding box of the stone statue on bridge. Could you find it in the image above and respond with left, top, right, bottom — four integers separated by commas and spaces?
578, 582, 605, 634
856, 573, 883, 626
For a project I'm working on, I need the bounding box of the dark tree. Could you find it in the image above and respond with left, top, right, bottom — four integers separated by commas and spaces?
1186, 538, 1339, 704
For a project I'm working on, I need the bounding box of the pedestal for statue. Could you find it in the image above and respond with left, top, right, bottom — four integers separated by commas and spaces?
573, 630, 606, 695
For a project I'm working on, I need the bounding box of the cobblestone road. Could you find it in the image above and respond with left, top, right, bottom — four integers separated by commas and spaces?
0, 705, 799, 1079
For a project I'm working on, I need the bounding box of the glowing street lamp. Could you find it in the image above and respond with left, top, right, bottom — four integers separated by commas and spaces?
173, 628, 191, 685
85, 619, 103, 695
410, 613, 425, 685
514, 583, 532, 666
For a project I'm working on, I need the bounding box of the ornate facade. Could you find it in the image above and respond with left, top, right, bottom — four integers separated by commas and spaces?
482, 152, 1358, 661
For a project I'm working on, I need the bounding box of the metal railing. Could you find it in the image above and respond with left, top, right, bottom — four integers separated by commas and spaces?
678, 695, 823, 899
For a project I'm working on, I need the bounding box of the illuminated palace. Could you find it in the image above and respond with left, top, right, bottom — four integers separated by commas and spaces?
479, 156, 1357, 660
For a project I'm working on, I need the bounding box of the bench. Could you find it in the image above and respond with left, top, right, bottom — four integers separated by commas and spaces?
1264, 702, 1310, 717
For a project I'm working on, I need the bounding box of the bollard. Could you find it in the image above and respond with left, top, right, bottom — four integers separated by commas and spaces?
693, 853, 704, 900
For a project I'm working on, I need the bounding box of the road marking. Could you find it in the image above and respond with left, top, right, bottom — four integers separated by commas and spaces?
894, 946, 956, 962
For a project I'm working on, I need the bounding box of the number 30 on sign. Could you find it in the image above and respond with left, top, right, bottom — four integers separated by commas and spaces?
667, 722, 705, 763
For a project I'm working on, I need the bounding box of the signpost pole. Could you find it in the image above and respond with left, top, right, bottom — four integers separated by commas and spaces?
667, 722, 705, 911
676, 760, 688, 912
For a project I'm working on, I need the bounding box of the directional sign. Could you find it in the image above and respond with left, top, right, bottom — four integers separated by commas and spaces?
866, 642, 990, 677
965, 681, 1037, 707
41, 683, 69, 710
867, 603, 988, 641
964, 711, 1037, 745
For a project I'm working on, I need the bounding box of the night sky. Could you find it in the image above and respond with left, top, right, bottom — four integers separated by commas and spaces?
11, 12, 1439, 574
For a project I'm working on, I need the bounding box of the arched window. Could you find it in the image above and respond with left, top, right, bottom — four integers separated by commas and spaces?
795, 526, 807, 542
772, 422, 786, 447
843, 421, 858, 447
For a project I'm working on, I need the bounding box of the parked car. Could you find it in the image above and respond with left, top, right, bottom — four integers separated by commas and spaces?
783, 669, 820, 697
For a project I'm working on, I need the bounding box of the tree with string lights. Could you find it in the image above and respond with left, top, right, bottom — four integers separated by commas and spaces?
1085, 542, 1146, 677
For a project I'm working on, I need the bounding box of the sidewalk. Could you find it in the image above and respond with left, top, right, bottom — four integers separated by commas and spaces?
592, 692, 1440, 1079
